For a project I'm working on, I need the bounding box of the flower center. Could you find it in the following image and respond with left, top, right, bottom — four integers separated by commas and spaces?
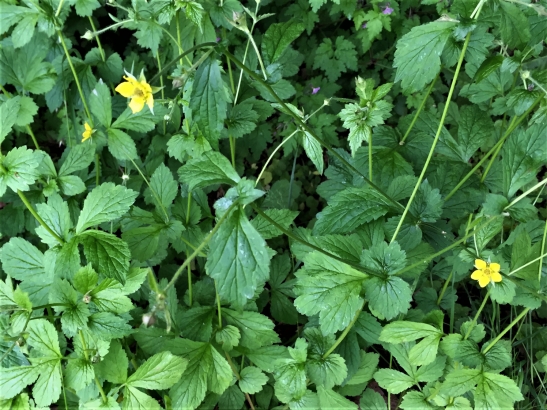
484, 268, 491, 275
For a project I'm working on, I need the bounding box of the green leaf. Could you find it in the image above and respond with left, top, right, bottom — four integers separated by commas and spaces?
222, 309, 280, 350
0, 98, 19, 144
14, 96, 38, 127
440, 368, 481, 396
144, 163, 178, 211
374, 369, 414, 394
89, 281, 134, 314
226, 101, 259, 138
88, 311, 133, 340
294, 252, 367, 334
499, 2, 530, 49
301, 131, 324, 174
0, 365, 40, 401
346, 352, 379, 385
190, 56, 228, 143
317, 386, 358, 409
58, 143, 95, 176
76, 183, 138, 233
80, 230, 131, 284
111, 107, 159, 132
313, 36, 358, 82
0, 237, 44, 281
89, 81, 112, 127
127, 351, 187, 390
359, 388, 387, 410
474, 372, 524, 408
123, 386, 161, 410
394, 21, 456, 94
251, 209, 299, 239
65, 358, 94, 391
215, 325, 241, 351
313, 187, 391, 235
410, 180, 443, 223
169, 340, 232, 410
219, 385, 245, 410
273, 339, 308, 403
399, 391, 437, 410
408, 334, 442, 366
239, 366, 269, 394
307, 353, 347, 389
178, 151, 240, 191
94, 339, 128, 384
262, 20, 305, 65
354, 312, 382, 344
106, 128, 137, 161
35, 194, 71, 246
75, 0, 100, 16
364, 276, 412, 321
0, 37, 56, 94
206, 207, 270, 308
361, 241, 406, 275
0, 146, 40, 195
379, 321, 441, 344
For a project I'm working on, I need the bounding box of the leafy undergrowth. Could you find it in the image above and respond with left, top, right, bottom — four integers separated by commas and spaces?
1, 0, 547, 408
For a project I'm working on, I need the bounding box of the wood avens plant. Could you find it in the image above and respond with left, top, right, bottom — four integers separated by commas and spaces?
0, 0, 546, 408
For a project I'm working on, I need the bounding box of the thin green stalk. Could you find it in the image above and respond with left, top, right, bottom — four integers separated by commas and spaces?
323, 301, 365, 359
186, 192, 194, 307
539, 218, 547, 283
55, 0, 65, 16
508, 251, 547, 276
88, 17, 105, 61
58, 31, 93, 125
255, 130, 298, 187
95, 154, 100, 187
445, 95, 543, 201
400, 72, 439, 144
156, 52, 166, 134
175, 11, 191, 66
129, 159, 169, 223
504, 178, 547, 210
225, 50, 403, 212
224, 352, 256, 410
464, 289, 491, 340
215, 280, 222, 328
390, 33, 472, 244
18, 190, 64, 245
368, 137, 373, 181
163, 201, 238, 292
483, 308, 531, 354
437, 271, 453, 306
0, 343, 16, 364
26, 126, 40, 150
79, 330, 107, 403
229, 135, 236, 168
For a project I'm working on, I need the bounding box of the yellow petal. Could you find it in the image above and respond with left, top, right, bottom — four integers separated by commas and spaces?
146, 93, 154, 113
116, 81, 136, 98
129, 96, 145, 113
471, 270, 483, 280
491, 271, 502, 283
475, 259, 487, 270
489, 262, 501, 272
84, 122, 92, 131
478, 275, 490, 288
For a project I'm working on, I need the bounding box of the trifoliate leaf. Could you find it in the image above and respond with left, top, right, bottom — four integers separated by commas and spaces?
374, 368, 414, 394
294, 252, 367, 334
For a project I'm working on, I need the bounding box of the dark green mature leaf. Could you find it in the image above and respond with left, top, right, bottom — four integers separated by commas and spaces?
251, 209, 299, 239
456, 105, 493, 162
190, 57, 228, 143
364, 276, 412, 320
75, 0, 100, 16
76, 183, 138, 233
0, 146, 40, 196
499, 2, 530, 49
145, 163, 178, 210
262, 20, 305, 65
0, 98, 19, 145
94, 339, 128, 384
89, 81, 112, 127
313, 36, 358, 82
80, 230, 131, 284
206, 207, 270, 308
294, 252, 367, 334
126, 351, 187, 389
0, 238, 44, 281
58, 143, 95, 176
313, 187, 391, 235
394, 21, 456, 93
178, 151, 240, 191
301, 131, 324, 174
107, 128, 138, 160
222, 308, 280, 350
361, 241, 406, 275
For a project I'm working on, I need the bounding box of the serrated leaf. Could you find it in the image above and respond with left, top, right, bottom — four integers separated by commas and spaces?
301, 131, 324, 174
379, 321, 441, 343
252, 209, 299, 239
178, 151, 240, 191
374, 369, 414, 394
440, 368, 481, 396
58, 143, 95, 176
364, 276, 412, 321
0, 237, 44, 281
76, 183, 138, 233
394, 21, 456, 93
262, 20, 305, 65
206, 207, 270, 308
0, 98, 20, 144
80, 230, 131, 284
94, 339, 128, 384
107, 128, 138, 160
0, 146, 40, 195
127, 351, 187, 390
239, 366, 268, 394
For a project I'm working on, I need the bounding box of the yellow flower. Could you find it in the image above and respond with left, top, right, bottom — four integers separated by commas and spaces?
471, 259, 502, 288
115, 71, 157, 114
82, 122, 94, 142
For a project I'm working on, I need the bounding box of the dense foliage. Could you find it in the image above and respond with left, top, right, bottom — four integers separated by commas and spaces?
1, 0, 546, 408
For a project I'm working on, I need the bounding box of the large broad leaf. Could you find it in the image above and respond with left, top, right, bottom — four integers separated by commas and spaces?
178, 151, 240, 191
145, 163, 178, 211
0, 237, 45, 281
294, 252, 367, 335
126, 351, 187, 390
394, 21, 456, 94
76, 183, 138, 233
313, 187, 391, 235
190, 57, 228, 143
261, 20, 305, 65
0, 97, 20, 145
206, 207, 270, 308
79, 230, 131, 284
0, 146, 40, 196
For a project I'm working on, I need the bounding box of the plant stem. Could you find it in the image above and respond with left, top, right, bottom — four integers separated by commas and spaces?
444, 95, 543, 201
26, 125, 40, 150
539, 218, 547, 283
483, 308, 531, 354
163, 201, 238, 292
186, 192, 194, 307
390, 33, 471, 244
129, 159, 170, 223
437, 270, 453, 306
464, 289, 490, 340
18, 190, 65, 245
156, 52, 166, 134
229, 135, 236, 168
95, 154, 100, 187
88, 17, 105, 61
215, 280, 222, 328
504, 178, 547, 210
400, 72, 439, 144
57, 31, 93, 125
323, 301, 364, 359
368, 137, 373, 181
79, 330, 107, 403
255, 130, 298, 187
225, 50, 403, 212
508, 251, 547, 276
224, 352, 256, 410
